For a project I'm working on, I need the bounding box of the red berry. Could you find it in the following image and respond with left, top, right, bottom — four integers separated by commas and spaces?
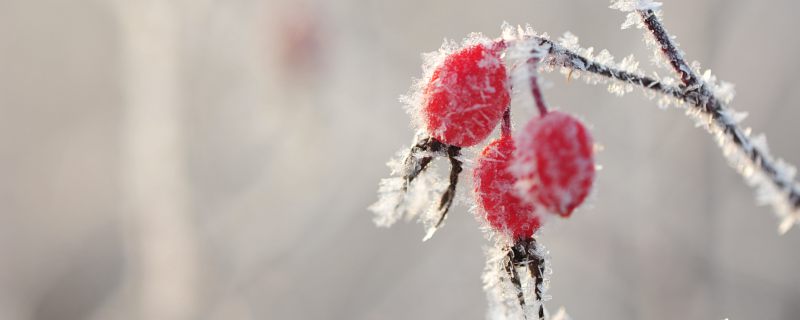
514, 111, 595, 217
421, 43, 510, 147
474, 135, 541, 238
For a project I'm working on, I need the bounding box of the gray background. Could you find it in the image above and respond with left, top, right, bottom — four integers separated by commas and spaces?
1, 0, 799, 319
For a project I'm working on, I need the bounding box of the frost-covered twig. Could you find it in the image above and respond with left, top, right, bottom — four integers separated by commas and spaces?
533, 37, 682, 100
373, 2, 800, 319
503, 10, 800, 232
636, 9, 800, 231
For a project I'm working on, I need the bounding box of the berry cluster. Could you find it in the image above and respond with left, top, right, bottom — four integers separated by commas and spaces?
375, 3, 800, 317
408, 40, 595, 238
391, 38, 596, 318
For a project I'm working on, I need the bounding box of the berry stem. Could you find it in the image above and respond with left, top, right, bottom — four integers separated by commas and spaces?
435, 145, 462, 228
401, 137, 443, 192
501, 108, 512, 137
528, 68, 549, 116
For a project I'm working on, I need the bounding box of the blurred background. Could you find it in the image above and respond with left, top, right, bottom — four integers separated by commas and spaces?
1, 0, 800, 319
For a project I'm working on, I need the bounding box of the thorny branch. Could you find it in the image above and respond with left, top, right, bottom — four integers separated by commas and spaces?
377, 3, 800, 318
506, 14, 800, 229
636, 8, 800, 211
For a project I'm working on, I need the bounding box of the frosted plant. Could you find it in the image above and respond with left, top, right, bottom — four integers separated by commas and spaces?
370, 1, 800, 319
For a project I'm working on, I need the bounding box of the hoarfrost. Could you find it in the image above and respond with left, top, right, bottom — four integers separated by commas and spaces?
550, 307, 572, 320
483, 241, 524, 320
558, 32, 580, 52
619, 54, 640, 73
715, 81, 736, 104
686, 109, 800, 234
368, 143, 452, 240
620, 12, 640, 29
501, 22, 537, 43
594, 49, 614, 65
483, 235, 553, 320
370, 177, 406, 227
609, 0, 663, 12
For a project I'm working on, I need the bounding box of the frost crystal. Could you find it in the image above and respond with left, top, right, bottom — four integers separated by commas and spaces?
609, 0, 663, 12
550, 307, 572, 320
687, 108, 800, 234
620, 12, 642, 29
368, 142, 452, 240
558, 32, 580, 52
483, 236, 553, 320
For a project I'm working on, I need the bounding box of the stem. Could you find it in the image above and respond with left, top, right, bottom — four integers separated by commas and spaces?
435, 145, 462, 228
528, 59, 549, 116
638, 10, 695, 87
529, 74, 549, 117
501, 108, 512, 137
636, 8, 800, 214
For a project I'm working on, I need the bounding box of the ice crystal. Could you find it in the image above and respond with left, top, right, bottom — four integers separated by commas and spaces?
482, 230, 552, 320
550, 307, 572, 320
483, 242, 523, 320
369, 143, 451, 239
482, 236, 553, 320
620, 12, 640, 29
558, 32, 580, 52
686, 108, 800, 234
610, 0, 663, 12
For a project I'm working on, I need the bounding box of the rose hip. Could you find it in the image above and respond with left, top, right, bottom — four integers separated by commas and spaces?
421, 43, 510, 147
474, 134, 541, 238
514, 111, 595, 217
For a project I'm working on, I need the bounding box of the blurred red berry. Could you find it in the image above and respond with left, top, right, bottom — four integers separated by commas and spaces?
421, 43, 510, 147
474, 135, 541, 238
514, 111, 595, 217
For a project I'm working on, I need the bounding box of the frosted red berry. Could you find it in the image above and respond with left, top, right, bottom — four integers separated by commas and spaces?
514, 111, 595, 217
421, 43, 510, 147
474, 135, 541, 238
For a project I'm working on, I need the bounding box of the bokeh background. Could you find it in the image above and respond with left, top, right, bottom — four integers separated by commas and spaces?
2, 0, 800, 319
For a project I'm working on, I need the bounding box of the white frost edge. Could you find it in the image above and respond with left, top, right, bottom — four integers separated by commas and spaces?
609, 0, 663, 12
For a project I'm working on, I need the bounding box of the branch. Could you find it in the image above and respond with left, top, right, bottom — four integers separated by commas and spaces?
508, 22, 800, 232
636, 8, 800, 231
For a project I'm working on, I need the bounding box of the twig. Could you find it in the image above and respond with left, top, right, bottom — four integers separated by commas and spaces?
527, 58, 549, 116
435, 144, 462, 228
506, 25, 800, 230
636, 8, 800, 224
502, 108, 512, 137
